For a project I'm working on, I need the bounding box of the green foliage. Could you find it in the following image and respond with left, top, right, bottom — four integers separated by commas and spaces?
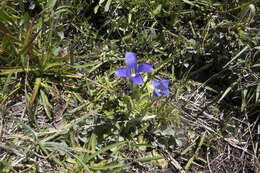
0, 0, 260, 172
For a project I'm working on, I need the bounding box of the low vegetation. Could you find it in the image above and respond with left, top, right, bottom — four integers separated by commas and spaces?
0, 0, 259, 172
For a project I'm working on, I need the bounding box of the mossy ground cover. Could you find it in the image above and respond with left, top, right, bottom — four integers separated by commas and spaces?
0, 0, 260, 172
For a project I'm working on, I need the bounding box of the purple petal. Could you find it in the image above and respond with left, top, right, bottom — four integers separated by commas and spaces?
138, 63, 153, 73
162, 88, 170, 95
153, 88, 161, 97
160, 80, 169, 88
152, 80, 160, 88
125, 52, 137, 68
115, 68, 128, 77
130, 74, 143, 85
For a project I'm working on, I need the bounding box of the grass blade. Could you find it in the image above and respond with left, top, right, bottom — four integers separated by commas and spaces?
223, 45, 249, 68
218, 80, 239, 103
40, 89, 53, 119
30, 77, 41, 108
85, 141, 126, 162
185, 132, 206, 170
105, 0, 112, 12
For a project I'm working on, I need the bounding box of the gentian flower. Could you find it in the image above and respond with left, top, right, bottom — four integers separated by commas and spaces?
152, 80, 170, 97
116, 52, 153, 85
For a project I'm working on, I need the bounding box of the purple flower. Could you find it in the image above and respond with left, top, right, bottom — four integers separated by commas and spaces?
152, 80, 170, 97
116, 52, 153, 85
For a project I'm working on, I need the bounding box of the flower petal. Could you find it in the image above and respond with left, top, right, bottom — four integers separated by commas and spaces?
130, 74, 143, 85
152, 80, 160, 88
153, 88, 161, 97
160, 80, 169, 88
138, 63, 153, 73
162, 88, 170, 95
125, 52, 137, 68
115, 68, 128, 77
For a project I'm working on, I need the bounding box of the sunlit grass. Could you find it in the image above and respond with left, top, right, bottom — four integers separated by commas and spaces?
0, 0, 259, 172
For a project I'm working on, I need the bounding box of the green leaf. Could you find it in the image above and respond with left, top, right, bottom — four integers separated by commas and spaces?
256, 84, 260, 102
43, 142, 90, 172
128, 13, 132, 24
41, 110, 98, 142
46, 0, 58, 12
99, 0, 106, 5
223, 45, 249, 68
67, 102, 89, 114
218, 80, 239, 104
241, 89, 248, 112
184, 132, 206, 170
94, 5, 99, 14
12, 118, 38, 142
40, 89, 53, 119
153, 4, 162, 16
105, 0, 112, 12
0, 67, 38, 75
85, 141, 126, 162
30, 77, 41, 108
136, 156, 163, 162
89, 132, 97, 152
90, 163, 129, 170
43, 62, 65, 71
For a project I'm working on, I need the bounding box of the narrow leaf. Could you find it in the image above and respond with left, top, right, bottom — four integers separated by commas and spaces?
30, 77, 41, 108
184, 132, 206, 170
46, 0, 58, 12
85, 141, 126, 162
241, 89, 248, 112
40, 89, 53, 119
153, 4, 162, 16
218, 80, 239, 103
256, 84, 260, 102
105, 0, 112, 12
